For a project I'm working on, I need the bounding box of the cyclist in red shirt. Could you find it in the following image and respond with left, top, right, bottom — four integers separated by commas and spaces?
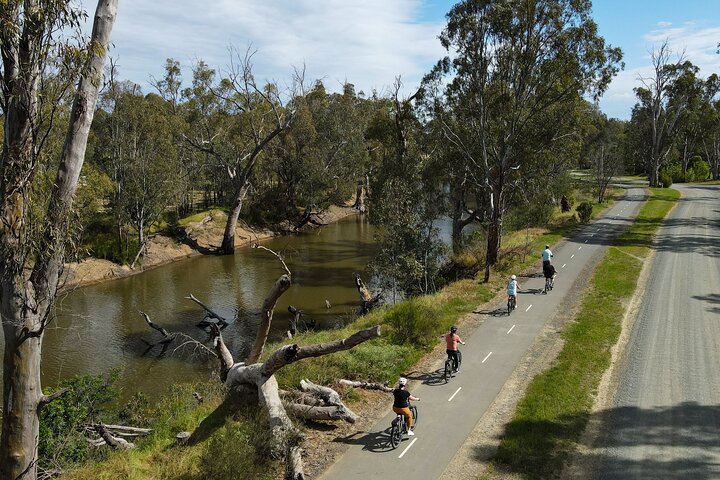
445, 326, 466, 373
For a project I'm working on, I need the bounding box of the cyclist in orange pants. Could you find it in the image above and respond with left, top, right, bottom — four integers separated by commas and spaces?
392, 377, 420, 435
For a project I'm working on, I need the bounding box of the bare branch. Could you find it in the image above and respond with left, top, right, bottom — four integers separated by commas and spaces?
246, 274, 292, 364
261, 325, 381, 377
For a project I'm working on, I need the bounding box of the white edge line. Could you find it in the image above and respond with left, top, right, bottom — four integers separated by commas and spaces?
482, 352, 493, 363
525, 305, 532, 312
507, 324, 516, 334
398, 437, 418, 458
561, 263, 567, 268
448, 386, 462, 402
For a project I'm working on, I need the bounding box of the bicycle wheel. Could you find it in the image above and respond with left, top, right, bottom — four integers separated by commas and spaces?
410, 405, 418, 429
457, 350, 462, 370
390, 419, 401, 449
444, 359, 452, 383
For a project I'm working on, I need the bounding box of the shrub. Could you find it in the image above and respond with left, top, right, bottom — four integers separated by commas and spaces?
687, 156, 710, 182
659, 172, 673, 188
39, 370, 120, 469
385, 298, 440, 347
576, 202, 593, 223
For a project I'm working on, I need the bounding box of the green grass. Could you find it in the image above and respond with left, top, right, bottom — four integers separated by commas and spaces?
494, 187, 679, 478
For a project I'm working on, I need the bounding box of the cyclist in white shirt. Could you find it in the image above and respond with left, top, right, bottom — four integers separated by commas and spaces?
542, 245, 553, 267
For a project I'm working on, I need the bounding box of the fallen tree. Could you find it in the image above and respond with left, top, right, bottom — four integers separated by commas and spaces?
139, 246, 381, 478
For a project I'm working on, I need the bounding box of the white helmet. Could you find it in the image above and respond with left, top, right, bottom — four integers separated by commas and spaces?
398, 377, 408, 386
511, 274, 516, 280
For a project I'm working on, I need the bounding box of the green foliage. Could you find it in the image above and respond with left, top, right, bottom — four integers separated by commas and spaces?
385, 298, 442, 347
576, 202, 593, 223
687, 155, 710, 181
39, 370, 120, 469
197, 411, 274, 480
659, 171, 673, 188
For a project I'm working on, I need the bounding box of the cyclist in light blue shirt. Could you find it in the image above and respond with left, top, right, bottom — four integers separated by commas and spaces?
507, 274, 519, 298
542, 245, 553, 267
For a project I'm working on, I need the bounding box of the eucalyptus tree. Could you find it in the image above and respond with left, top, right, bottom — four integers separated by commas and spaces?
0, 1, 117, 478
699, 74, 720, 180
183, 48, 297, 254
587, 116, 626, 202
634, 42, 697, 186
104, 91, 184, 259
426, 0, 622, 281
368, 80, 445, 298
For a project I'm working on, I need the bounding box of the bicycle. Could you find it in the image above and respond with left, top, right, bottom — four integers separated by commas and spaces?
507, 295, 517, 315
389, 402, 418, 449
544, 275, 554, 294
443, 350, 462, 383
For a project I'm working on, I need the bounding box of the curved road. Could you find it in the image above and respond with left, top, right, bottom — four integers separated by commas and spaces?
320, 185, 647, 480
593, 183, 720, 479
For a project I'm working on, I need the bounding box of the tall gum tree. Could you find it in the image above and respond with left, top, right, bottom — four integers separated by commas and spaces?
426, 0, 622, 281
0, 1, 118, 478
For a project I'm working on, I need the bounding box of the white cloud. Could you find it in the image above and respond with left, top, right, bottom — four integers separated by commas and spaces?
108, 0, 446, 96
657, 21, 672, 27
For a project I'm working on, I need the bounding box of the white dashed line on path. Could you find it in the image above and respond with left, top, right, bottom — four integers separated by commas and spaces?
571, 254, 575, 259
448, 387, 462, 402
525, 305, 532, 312
507, 325, 516, 334
562, 263, 567, 268
584, 240, 588, 243
578, 246, 582, 250
482, 352, 493, 363
398, 438, 418, 458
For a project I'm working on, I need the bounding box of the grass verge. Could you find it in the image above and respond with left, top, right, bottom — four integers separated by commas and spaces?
494, 187, 680, 478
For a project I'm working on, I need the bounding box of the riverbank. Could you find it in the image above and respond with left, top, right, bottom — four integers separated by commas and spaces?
60, 205, 359, 292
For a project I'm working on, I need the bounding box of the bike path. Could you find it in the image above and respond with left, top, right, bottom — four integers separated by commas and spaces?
320, 186, 647, 480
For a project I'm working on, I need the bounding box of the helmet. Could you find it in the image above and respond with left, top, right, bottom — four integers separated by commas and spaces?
398, 377, 408, 386
545, 245, 550, 249
511, 274, 516, 280
450, 326, 457, 333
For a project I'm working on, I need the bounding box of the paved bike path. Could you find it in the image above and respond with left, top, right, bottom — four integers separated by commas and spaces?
320, 186, 647, 480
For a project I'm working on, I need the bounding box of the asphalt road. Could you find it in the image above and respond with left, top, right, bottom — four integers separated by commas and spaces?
593, 183, 720, 479
320, 186, 647, 480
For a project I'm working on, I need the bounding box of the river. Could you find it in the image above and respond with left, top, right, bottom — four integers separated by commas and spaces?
38, 214, 377, 399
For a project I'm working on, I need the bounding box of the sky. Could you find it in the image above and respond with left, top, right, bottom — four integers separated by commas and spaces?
106, 0, 720, 120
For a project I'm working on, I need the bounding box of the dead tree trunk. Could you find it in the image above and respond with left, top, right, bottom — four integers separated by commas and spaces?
0, 3, 118, 478
354, 274, 382, 314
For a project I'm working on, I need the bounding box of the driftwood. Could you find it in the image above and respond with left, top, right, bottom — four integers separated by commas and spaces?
295, 205, 325, 230
338, 379, 393, 393
287, 305, 316, 338
285, 446, 305, 480
94, 424, 135, 450
139, 312, 217, 359
185, 293, 229, 326
354, 274, 382, 314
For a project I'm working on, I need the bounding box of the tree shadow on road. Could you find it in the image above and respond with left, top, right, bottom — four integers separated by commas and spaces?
692, 293, 720, 314
482, 402, 720, 480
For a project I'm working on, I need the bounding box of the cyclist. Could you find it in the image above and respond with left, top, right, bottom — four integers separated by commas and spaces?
445, 326, 466, 373
543, 263, 556, 292
507, 274, 520, 307
542, 245, 553, 267
393, 377, 420, 435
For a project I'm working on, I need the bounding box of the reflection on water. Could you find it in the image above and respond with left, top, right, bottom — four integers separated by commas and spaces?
32, 214, 376, 399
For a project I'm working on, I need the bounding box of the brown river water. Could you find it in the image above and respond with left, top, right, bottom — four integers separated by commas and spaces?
34, 214, 377, 399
